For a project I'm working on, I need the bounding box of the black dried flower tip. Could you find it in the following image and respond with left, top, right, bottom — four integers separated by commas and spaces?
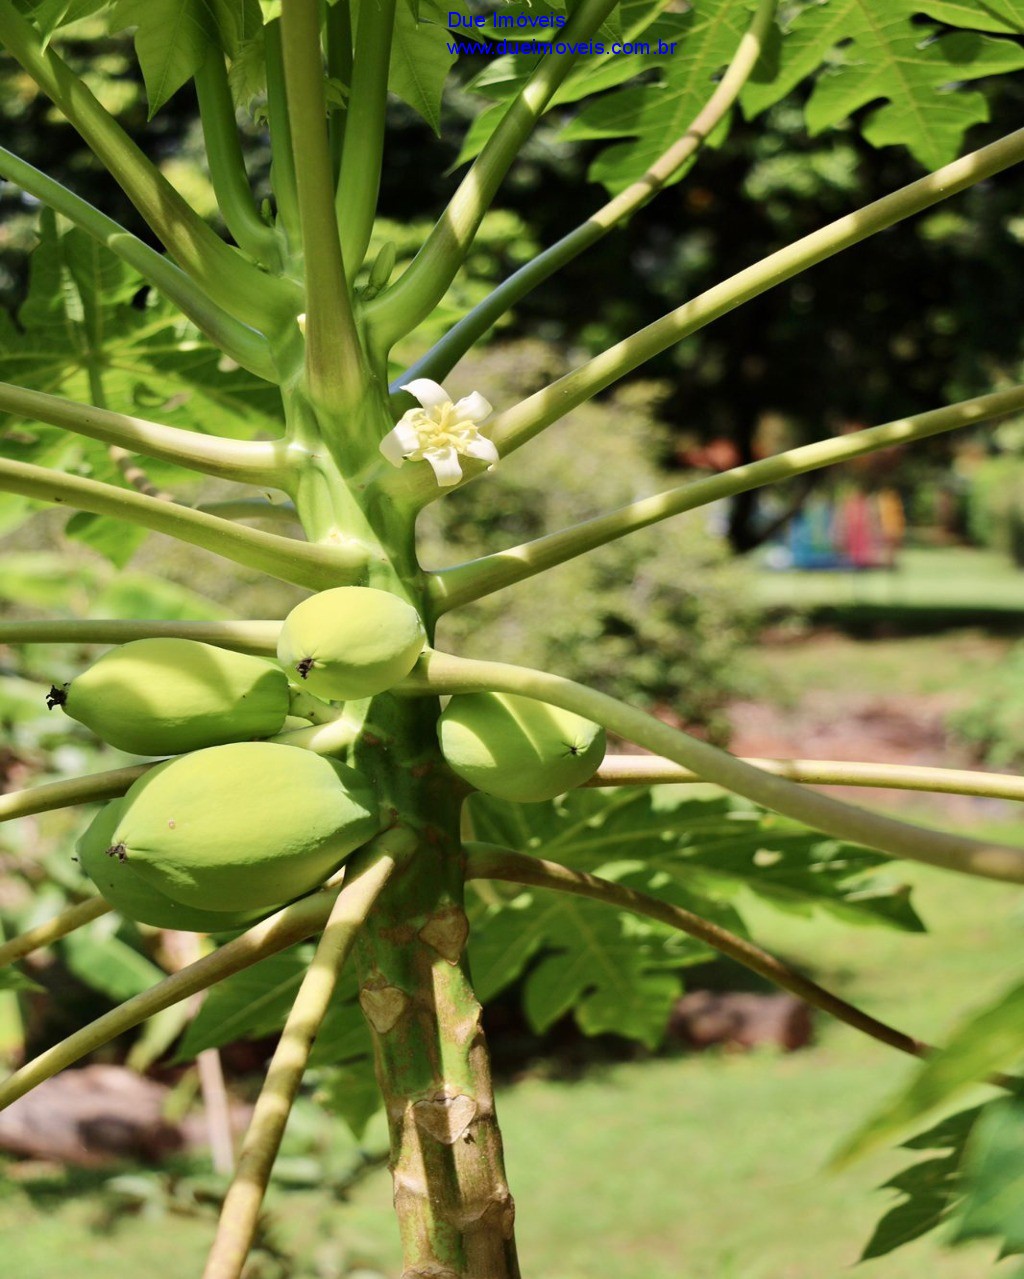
45, 685, 68, 710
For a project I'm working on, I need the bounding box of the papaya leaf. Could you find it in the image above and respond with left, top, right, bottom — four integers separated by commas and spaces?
739, 0, 1024, 172
62, 918, 165, 1001
859, 1106, 980, 1260
315, 1061, 382, 1141
952, 1098, 1024, 1255
917, 0, 1024, 34
387, 0, 456, 135
839, 979, 1024, 1163
110, 0, 221, 115
26, 0, 113, 43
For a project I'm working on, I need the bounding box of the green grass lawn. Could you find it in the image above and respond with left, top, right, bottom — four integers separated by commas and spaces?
755, 545, 1024, 626
4, 849, 1023, 1279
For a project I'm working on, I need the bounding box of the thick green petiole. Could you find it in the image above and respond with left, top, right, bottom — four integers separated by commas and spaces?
0, 456, 368, 590
399, 0, 777, 390
336, 0, 395, 277
365, 0, 623, 353
430, 383, 1024, 609
403, 652, 1024, 884
0, 619, 281, 652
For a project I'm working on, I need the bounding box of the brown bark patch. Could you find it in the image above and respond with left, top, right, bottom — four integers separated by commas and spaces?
418, 906, 470, 964
359, 981, 410, 1034
412, 1091, 478, 1145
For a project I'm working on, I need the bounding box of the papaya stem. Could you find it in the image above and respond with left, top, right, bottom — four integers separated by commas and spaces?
0, 456, 367, 590
0, 766, 153, 825
0, 619, 280, 653
400, 652, 1024, 885
465, 845, 1021, 1091
481, 126, 1024, 464
590, 755, 1024, 802
429, 383, 1024, 610
0, 879, 347, 1111
202, 843, 401, 1279
0, 897, 111, 968
398, 0, 777, 390
0, 380, 290, 487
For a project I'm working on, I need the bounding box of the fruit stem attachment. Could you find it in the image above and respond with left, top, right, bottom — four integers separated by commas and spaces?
287, 686, 340, 725
0, 897, 110, 969
465, 845, 1021, 1091
401, 652, 1024, 884
201, 840, 403, 1279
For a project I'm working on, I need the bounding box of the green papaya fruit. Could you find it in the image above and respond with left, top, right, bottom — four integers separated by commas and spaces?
77, 800, 273, 932
49, 637, 290, 756
277, 586, 425, 701
438, 692, 606, 802
106, 741, 382, 911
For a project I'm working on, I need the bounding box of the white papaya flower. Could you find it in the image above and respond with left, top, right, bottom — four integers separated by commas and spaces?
380, 378, 497, 487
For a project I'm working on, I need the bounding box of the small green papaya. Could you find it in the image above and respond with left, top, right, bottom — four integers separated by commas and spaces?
77, 800, 273, 932
438, 691, 606, 802
106, 741, 382, 911
277, 586, 426, 701
49, 637, 290, 756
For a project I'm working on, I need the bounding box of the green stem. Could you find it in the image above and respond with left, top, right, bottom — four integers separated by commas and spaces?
265, 20, 302, 252
335, 0, 395, 278
399, 0, 777, 390
591, 755, 1024, 802
0, 0, 295, 336
287, 685, 340, 725
0, 882, 345, 1111
0, 897, 110, 968
0, 148, 277, 380
0, 456, 366, 590
194, 52, 282, 269
465, 846, 1020, 1091
0, 765, 153, 825
280, 0, 367, 414
0, 619, 280, 652
326, 0, 353, 183
402, 652, 1024, 884
195, 499, 299, 524
431, 383, 1024, 610
0, 380, 289, 486
483, 126, 1024, 462
365, 0, 622, 353
201, 843, 401, 1279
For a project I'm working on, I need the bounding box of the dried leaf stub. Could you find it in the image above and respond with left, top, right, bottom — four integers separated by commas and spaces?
359, 982, 410, 1034
412, 1092, 478, 1145
418, 906, 470, 964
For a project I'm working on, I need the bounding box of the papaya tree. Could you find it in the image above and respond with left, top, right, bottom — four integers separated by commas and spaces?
3, 1, 1024, 1275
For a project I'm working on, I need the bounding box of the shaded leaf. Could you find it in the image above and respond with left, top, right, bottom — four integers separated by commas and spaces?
316, 1060, 382, 1139
387, 0, 456, 134
953, 1099, 1024, 1254
63, 920, 165, 1001
111, 0, 219, 115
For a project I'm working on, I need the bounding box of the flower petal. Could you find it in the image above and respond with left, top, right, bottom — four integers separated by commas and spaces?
423, 446, 463, 486
461, 434, 499, 466
380, 424, 416, 467
401, 378, 449, 409
453, 391, 493, 423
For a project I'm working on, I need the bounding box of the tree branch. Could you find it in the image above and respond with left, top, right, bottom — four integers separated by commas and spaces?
201, 843, 401, 1279
0, 456, 367, 590
280, 0, 366, 414
0, 897, 110, 968
430, 383, 1024, 610
483, 126, 1024, 462
400, 652, 1024, 884
590, 755, 1024, 803
0, 619, 280, 653
0, 380, 290, 487
0, 878, 345, 1111
0, 148, 277, 380
365, 0, 622, 353
398, 0, 777, 390
465, 845, 1019, 1089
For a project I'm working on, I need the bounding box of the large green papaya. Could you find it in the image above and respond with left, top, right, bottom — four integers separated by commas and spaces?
77, 800, 274, 932
105, 741, 382, 911
49, 637, 290, 756
277, 586, 425, 701
438, 691, 606, 802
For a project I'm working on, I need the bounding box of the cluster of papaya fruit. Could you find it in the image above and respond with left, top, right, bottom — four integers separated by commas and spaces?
53, 586, 605, 933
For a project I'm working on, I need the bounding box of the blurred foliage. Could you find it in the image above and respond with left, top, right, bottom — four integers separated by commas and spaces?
962, 456, 1024, 561
950, 640, 1024, 769
421, 342, 757, 740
